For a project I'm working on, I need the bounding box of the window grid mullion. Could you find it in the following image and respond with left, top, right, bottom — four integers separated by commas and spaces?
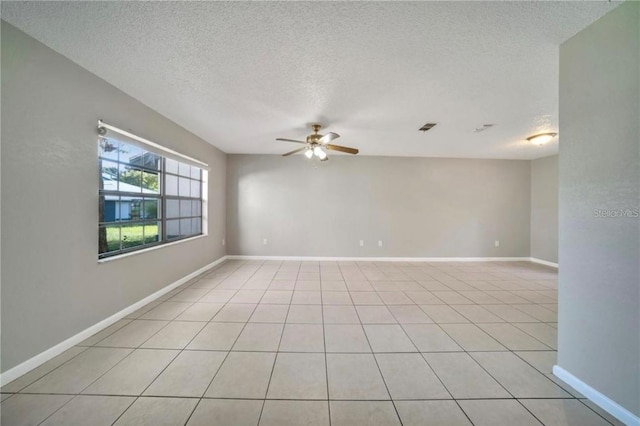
99, 140, 204, 259
162, 157, 167, 243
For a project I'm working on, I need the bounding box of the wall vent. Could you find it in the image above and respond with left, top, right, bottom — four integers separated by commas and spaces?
419, 123, 438, 132
474, 124, 496, 133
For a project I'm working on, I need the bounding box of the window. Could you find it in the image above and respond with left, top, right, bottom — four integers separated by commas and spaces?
98, 129, 205, 259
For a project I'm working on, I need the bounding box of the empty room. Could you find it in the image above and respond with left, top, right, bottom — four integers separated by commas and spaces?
1, 1, 638, 426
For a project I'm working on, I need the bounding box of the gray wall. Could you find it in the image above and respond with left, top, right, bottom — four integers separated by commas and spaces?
558, 1, 639, 417
530, 155, 559, 263
1, 22, 226, 372
227, 155, 531, 257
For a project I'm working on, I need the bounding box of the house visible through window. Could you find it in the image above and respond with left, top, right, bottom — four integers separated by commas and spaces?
98, 134, 205, 258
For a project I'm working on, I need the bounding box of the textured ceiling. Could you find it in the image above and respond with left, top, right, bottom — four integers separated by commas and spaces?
2, 1, 619, 159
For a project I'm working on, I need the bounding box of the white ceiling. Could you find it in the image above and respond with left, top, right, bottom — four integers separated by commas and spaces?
2, 1, 618, 159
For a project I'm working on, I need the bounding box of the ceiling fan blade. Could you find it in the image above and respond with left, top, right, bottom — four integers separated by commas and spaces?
282, 147, 307, 157
276, 138, 306, 144
318, 132, 340, 144
326, 144, 359, 155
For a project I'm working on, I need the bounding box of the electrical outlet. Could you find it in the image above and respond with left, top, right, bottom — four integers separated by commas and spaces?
378, 240, 383, 247
495, 240, 500, 247
222, 239, 226, 246
359, 240, 364, 247
263, 238, 268, 245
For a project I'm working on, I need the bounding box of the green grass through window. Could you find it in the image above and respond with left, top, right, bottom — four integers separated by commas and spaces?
107, 225, 159, 251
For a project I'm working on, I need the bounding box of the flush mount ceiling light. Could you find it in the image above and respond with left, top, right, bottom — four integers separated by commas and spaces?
527, 132, 558, 146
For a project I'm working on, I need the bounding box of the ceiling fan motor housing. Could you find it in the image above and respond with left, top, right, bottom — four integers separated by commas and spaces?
307, 124, 323, 144
306, 134, 321, 144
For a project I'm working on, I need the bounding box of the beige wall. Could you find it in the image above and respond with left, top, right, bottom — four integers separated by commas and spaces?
1, 22, 226, 372
558, 1, 639, 417
227, 155, 531, 257
530, 155, 559, 263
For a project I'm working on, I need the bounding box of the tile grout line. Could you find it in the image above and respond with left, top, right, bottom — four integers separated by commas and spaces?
256, 260, 296, 426
433, 311, 568, 401
196, 259, 270, 424
106, 397, 140, 426
120, 260, 246, 426
575, 398, 618, 426
350, 262, 405, 426
375, 270, 471, 426
2, 346, 92, 394
322, 263, 349, 426
114, 260, 248, 426
390, 276, 551, 423
32, 266, 239, 426
510, 352, 583, 399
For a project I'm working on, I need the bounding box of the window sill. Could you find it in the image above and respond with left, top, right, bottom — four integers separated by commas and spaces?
97, 234, 207, 264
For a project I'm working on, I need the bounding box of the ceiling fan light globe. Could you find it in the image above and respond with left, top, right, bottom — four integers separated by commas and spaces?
304, 149, 313, 159
318, 150, 327, 160
313, 146, 323, 156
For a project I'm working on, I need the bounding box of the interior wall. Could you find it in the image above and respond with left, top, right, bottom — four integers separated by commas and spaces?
530, 155, 559, 263
558, 1, 639, 418
227, 154, 531, 257
1, 22, 226, 372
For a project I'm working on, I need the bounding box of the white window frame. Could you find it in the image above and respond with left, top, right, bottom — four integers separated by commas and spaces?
97, 120, 209, 261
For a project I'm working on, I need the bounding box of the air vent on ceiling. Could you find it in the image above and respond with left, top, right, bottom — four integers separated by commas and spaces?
419, 123, 438, 132
474, 124, 496, 133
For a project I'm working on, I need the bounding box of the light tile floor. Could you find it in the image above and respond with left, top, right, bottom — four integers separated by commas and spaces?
1, 260, 625, 425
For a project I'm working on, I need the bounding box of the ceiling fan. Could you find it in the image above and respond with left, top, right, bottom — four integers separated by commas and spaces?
277, 124, 359, 161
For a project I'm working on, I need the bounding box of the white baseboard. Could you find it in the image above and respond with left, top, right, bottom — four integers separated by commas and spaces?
0, 255, 229, 387
227, 255, 531, 262
529, 257, 559, 268
553, 365, 640, 426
